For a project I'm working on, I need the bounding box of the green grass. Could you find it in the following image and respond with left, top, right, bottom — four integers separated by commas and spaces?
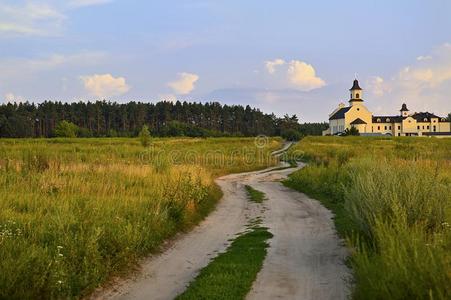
284, 136, 451, 299
0, 137, 282, 299
245, 185, 266, 203
176, 225, 273, 300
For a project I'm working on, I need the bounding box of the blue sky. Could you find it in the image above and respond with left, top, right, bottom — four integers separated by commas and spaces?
0, 0, 450, 121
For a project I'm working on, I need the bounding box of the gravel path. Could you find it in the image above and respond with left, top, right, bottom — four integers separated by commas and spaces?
95, 143, 350, 300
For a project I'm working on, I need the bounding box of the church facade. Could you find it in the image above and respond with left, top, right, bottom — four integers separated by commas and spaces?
323, 79, 451, 137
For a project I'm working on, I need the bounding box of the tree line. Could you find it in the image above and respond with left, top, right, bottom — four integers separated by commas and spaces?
0, 100, 328, 138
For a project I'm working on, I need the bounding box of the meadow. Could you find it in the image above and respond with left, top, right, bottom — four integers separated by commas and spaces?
284, 136, 451, 299
0, 137, 281, 299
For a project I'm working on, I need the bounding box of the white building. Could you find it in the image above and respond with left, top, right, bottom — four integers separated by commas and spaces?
323, 79, 451, 137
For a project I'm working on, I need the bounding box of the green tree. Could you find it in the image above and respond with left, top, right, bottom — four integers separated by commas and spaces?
139, 125, 151, 147
54, 120, 79, 138
343, 126, 360, 136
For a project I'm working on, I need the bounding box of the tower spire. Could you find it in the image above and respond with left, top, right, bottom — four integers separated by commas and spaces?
349, 78, 363, 105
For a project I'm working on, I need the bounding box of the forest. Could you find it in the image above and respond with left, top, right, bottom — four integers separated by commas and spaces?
0, 100, 327, 138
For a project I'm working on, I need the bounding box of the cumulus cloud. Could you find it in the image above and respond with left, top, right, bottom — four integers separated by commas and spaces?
4, 93, 26, 104
265, 58, 285, 74
265, 59, 326, 91
168, 72, 199, 95
287, 60, 326, 91
80, 74, 130, 98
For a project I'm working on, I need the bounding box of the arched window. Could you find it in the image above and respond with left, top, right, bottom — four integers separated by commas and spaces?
386, 118, 390, 122
356, 93, 360, 98
377, 118, 381, 122
424, 118, 428, 122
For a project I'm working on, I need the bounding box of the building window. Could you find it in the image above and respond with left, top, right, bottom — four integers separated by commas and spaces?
357, 108, 360, 111
378, 126, 380, 130
427, 126, 430, 129
384, 126, 387, 130
398, 133, 401, 136
433, 120, 436, 123
424, 118, 428, 122
386, 118, 390, 122
422, 126, 425, 129
389, 126, 392, 130
417, 126, 420, 130
356, 93, 360, 98
398, 126, 401, 130
433, 126, 436, 132
377, 118, 381, 122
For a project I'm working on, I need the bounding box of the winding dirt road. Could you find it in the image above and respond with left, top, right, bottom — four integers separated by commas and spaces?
96, 144, 350, 300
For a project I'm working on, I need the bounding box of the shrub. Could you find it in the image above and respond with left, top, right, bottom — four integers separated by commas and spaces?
139, 125, 151, 147
54, 121, 79, 138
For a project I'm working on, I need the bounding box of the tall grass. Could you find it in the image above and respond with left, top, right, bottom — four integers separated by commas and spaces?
285, 136, 451, 299
0, 137, 281, 299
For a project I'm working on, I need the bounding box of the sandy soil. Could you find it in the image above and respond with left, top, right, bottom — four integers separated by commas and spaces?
94, 143, 350, 300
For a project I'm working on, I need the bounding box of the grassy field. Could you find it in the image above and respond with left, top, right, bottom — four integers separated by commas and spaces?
0, 137, 281, 299
284, 136, 451, 299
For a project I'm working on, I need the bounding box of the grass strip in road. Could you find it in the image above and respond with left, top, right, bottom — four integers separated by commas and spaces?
245, 185, 266, 203
176, 224, 273, 300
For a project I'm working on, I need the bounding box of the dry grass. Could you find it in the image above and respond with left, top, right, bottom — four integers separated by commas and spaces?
0, 137, 281, 299
285, 136, 451, 299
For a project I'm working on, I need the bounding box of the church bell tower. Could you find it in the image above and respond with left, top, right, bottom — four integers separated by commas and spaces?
349, 79, 363, 106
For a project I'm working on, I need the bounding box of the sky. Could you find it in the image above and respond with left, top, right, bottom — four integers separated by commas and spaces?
0, 0, 450, 122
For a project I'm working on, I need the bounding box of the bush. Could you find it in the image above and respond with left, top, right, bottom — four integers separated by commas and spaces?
139, 125, 151, 147
54, 121, 79, 138
281, 128, 302, 141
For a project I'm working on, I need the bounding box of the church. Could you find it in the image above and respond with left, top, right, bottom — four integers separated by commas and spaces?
323, 79, 451, 137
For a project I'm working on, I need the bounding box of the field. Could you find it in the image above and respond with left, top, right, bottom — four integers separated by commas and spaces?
0, 137, 281, 299
284, 136, 451, 299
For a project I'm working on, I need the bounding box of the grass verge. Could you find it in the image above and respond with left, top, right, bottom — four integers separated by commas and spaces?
245, 185, 266, 203
176, 224, 272, 300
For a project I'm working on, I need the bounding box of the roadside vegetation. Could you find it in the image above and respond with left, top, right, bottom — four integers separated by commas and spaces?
0, 137, 281, 299
284, 136, 451, 299
245, 185, 266, 203
177, 187, 271, 300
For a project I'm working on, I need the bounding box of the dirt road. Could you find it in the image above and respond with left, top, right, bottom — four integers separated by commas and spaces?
97, 144, 350, 300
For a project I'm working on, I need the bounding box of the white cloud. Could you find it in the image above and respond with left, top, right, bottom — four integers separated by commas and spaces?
0, 1, 113, 37
69, 0, 113, 8
168, 72, 199, 95
4, 93, 25, 104
158, 94, 178, 103
0, 2, 65, 36
367, 43, 451, 115
265, 58, 285, 74
416, 55, 432, 61
367, 76, 391, 97
287, 60, 326, 91
80, 74, 130, 99
264, 59, 326, 91
0, 52, 107, 79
